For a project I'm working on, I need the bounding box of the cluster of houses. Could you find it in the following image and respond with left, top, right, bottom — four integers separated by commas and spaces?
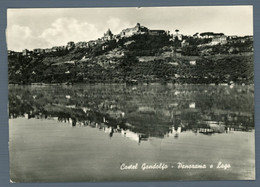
193, 32, 253, 46
8, 41, 75, 57
20, 41, 77, 56
7, 23, 176, 57
119, 23, 170, 38
8, 23, 253, 57
192, 32, 228, 45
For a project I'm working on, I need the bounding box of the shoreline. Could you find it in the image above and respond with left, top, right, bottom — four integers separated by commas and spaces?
8, 82, 254, 86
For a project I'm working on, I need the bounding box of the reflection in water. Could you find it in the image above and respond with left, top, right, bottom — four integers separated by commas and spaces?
9, 84, 254, 143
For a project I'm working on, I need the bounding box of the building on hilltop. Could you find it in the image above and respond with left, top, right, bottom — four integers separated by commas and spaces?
172, 34, 182, 41
200, 32, 224, 39
148, 30, 167, 36
51, 47, 58, 52
44, 48, 52, 53
194, 32, 227, 45
114, 35, 121, 42
22, 49, 30, 56
120, 23, 170, 38
102, 29, 113, 41
33, 48, 45, 54
75, 41, 89, 49
172, 29, 183, 41
229, 35, 238, 39
67, 41, 75, 50
230, 35, 253, 44
51, 46, 66, 52
120, 23, 149, 37
211, 35, 227, 45
200, 32, 214, 38
87, 40, 97, 47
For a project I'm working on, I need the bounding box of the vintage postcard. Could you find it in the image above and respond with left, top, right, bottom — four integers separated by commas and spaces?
7, 6, 254, 182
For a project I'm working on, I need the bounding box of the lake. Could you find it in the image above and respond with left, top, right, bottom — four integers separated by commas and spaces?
9, 84, 255, 182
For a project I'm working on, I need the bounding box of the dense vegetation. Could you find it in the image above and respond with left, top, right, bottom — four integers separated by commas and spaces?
8, 34, 254, 84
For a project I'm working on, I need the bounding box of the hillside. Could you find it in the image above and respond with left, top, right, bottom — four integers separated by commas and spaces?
8, 33, 254, 85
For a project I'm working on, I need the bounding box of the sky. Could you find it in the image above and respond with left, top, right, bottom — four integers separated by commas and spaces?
6, 6, 253, 52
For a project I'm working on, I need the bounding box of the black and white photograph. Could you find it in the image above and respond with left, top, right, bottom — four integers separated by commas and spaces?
7, 6, 255, 182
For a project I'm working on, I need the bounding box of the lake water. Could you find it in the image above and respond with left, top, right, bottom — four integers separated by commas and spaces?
9, 84, 255, 182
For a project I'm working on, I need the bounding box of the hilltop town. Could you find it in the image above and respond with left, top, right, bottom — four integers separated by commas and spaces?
8, 23, 254, 84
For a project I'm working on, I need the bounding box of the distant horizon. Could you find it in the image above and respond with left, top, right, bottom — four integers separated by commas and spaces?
7, 6, 253, 51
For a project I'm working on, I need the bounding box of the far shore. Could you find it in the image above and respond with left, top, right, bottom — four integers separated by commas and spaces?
8, 82, 253, 86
